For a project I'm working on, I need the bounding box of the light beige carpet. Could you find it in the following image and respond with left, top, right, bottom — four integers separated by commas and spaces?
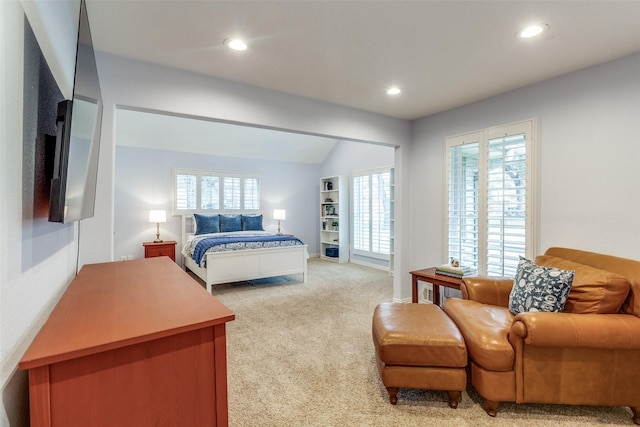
201, 258, 634, 426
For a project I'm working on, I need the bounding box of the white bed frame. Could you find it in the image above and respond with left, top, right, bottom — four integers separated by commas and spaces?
181, 215, 308, 293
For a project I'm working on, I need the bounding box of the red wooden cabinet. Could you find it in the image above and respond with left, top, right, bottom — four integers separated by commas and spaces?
19, 257, 235, 426
143, 240, 176, 261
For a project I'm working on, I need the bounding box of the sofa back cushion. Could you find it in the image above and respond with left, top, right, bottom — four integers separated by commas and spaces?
535, 255, 630, 314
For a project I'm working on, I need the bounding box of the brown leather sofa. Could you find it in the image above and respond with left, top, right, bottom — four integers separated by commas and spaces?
442, 247, 640, 424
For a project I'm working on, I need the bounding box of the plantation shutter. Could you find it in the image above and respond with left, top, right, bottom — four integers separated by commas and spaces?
243, 177, 260, 210
445, 120, 535, 276
176, 174, 197, 210
371, 171, 391, 255
446, 133, 481, 272
486, 133, 528, 276
200, 176, 219, 210
352, 168, 391, 258
174, 169, 261, 214
223, 177, 241, 210
353, 175, 370, 251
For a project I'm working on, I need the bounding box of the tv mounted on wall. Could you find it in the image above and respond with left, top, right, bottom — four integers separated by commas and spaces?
49, 0, 103, 223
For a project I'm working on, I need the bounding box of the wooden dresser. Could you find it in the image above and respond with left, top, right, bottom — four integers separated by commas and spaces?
19, 257, 235, 426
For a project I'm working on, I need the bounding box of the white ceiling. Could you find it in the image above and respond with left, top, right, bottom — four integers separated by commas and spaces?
90, 1, 640, 160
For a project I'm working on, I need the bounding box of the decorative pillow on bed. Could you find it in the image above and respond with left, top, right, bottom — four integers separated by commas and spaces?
220, 214, 242, 232
241, 214, 264, 231
508, 256, 575, 315
194, 214, 220, 235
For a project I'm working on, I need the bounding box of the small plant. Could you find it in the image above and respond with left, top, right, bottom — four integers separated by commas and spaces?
332, 221, 339, 230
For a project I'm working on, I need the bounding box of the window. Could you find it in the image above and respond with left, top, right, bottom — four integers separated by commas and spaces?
445, 120, 535, 276
352, 168, 392, 260
174, 169, 261, 214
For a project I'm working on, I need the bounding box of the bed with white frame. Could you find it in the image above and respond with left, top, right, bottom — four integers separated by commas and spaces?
181, 214, 308, 293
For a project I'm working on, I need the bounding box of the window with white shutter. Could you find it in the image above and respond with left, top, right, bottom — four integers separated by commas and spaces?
353, 168, 391, 260
243, 178, 260, 210
223, 177, 241, 210
445, 120, 535, 276
176, 174, 197, 210
173, 169, 261, 215
201, 176, 219, 210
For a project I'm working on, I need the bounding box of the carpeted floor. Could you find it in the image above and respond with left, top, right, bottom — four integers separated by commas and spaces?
197, 258, 635, 426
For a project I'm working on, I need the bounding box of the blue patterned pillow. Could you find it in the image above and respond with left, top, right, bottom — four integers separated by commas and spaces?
508, 257, 575, 315
241, 214, 263, 231
193, 214, 220, 235
220, 214, 242, 232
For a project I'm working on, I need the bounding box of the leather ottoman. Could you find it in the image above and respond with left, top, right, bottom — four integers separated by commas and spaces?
372, 302, 467, 408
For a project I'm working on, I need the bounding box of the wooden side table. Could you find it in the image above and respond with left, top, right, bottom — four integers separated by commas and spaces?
410, 267, 463, 305
143, 240, 177, 262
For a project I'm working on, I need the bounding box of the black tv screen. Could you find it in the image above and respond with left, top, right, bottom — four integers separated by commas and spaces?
49, 0, 102, 223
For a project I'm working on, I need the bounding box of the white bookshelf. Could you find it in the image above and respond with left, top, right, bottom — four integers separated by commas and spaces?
320, 176, 348, 263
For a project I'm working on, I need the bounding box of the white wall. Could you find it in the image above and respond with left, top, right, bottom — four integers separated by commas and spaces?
91, 52, 413, 304
1, 1, 79, 426
410, 52, 640, 281
114, 146, 321, 261
320, 140, 395, 268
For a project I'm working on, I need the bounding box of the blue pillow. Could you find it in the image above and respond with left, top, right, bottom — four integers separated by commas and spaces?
508, 257, 574, 315
220, 214, 242, 232
241, 214, 263, 231
193, 214, 219, 235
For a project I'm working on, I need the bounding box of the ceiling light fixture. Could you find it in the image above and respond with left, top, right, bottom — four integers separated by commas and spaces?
518, 23, 549, 39
386, 87, 401, 95
224, 38, 247, 51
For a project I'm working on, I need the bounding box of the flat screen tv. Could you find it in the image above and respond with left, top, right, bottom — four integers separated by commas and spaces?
49, 0, 103, 223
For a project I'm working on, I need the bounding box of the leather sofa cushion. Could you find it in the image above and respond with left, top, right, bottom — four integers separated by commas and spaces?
443, 298, 515, 372
536, 255, 631, 314
372, 303, 467, 368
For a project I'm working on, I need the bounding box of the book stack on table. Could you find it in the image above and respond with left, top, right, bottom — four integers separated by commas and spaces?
435, 264, 473, 279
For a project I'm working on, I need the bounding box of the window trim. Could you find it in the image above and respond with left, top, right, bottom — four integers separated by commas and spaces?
173, 168, 262, 215
443, 119, 537, 275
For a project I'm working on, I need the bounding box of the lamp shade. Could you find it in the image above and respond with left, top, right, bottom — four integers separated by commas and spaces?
273, 209, 286, 220
148, 210, 167, 223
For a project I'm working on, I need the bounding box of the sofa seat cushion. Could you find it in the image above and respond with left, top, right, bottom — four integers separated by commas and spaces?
443, 298, 515, 372
536, 255, 631, 314
372, 303, 467, 368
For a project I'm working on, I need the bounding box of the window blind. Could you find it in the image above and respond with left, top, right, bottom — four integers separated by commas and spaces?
173, 169, 261, 214
352, 168, 391, 259
200, 176, 219, 210
243, 178, 260, 210
445, 120, 535, 276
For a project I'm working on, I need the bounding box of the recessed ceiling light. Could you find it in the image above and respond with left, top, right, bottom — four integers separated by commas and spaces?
386, 87, 401, 95
224, 38, 247, 51
517, 24, 549, 39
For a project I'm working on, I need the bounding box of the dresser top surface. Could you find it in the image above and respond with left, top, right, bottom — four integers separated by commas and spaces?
19, 257, 234, 369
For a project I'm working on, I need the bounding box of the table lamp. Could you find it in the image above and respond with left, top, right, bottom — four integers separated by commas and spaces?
273, 209, 286, 235
149, 210, 167, 242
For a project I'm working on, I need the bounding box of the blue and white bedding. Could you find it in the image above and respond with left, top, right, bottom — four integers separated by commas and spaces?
183, 231, 305, 267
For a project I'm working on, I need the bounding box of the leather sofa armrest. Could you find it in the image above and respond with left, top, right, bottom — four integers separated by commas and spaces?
461, 276, 513, 307
510, 312, 640, 349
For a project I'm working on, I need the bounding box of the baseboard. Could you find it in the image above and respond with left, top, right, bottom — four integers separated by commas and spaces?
348, 258, 391, 272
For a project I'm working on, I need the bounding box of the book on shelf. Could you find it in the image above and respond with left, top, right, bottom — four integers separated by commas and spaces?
435, 264, 473, 278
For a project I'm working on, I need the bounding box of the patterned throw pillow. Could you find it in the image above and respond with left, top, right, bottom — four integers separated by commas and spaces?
508, 257, 575, 315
